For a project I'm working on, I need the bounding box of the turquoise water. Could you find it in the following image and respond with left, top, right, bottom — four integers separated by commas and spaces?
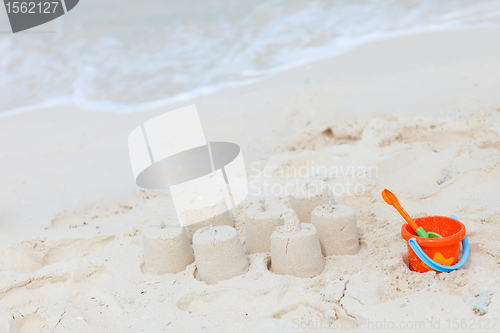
0, 0, 500, 114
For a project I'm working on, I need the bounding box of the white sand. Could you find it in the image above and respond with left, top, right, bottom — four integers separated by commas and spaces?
244, 198, 288, 254
142, 222, 194, 275
290, 179, 333, 224
311, 204, 360, 256
1, 28, 500, 331
192, 225, 248, 285
270, 209, 325, 278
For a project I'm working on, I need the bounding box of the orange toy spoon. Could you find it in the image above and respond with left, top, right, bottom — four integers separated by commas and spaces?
382, 189, 441, 238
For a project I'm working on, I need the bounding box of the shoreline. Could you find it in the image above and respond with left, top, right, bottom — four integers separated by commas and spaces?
1, 24, 499, 119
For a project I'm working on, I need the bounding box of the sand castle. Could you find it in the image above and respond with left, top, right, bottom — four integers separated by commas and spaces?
142, 220, 195, 274
192, 225, 249, 284
244, 197, 288, 254
183, 199, 234, 241
185, 211, 233, 242
270, 209, 325, 278
141, 197, 359, 280
290, 180, 334, 223
311, 204, 360, 256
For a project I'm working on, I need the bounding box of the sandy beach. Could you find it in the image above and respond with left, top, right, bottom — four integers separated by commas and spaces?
1, 26, 500, 331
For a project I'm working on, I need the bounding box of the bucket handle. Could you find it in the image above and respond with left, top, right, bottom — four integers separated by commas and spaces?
408, 215, 469, 273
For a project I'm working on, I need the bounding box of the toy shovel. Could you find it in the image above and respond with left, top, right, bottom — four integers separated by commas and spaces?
382, 189, 442, 238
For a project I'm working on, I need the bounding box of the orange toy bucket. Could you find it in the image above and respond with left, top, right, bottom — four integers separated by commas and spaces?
401, 216, 467, 273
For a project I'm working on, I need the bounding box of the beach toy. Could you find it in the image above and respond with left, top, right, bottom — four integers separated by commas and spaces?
382, 189, 441, 238
401, 215, 468, 273
311, 204, 360, 256
244, 198, 288, 254
193, 225, 249, 284
290, 180, 333, 224
142, 221, 194, 274
270, 209, 324, 278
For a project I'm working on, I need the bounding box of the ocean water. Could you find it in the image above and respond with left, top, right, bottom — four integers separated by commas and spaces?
0, 0, 500, 115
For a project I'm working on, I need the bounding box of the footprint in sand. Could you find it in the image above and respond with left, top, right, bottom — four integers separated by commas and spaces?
5, 311, 52, 333
176, 288, 272, 318
176, 280, 328, 322
1, 301, 93, 333
0, 235, 115, 273
70, 287, 124, 327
